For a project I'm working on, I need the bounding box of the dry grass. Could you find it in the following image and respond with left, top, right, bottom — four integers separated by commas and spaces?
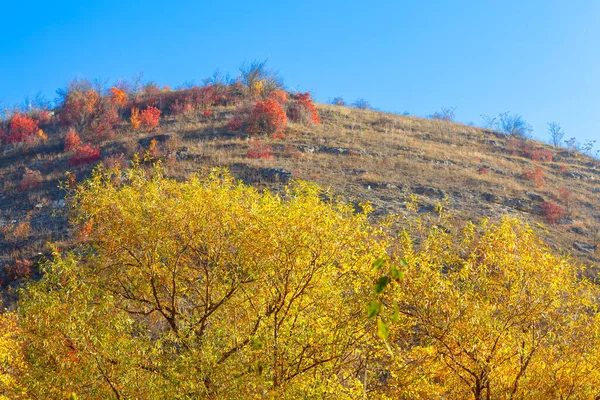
0, 102, 599, 290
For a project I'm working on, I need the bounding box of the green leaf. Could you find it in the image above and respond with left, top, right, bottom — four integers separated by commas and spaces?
367, 301, 381, 318
391, 302, 400, 322
374, 276, 390, 293
391, 265, 403, 280
399, 257, 408, 268
373, 257, 385, 270
377, 318, 389, 340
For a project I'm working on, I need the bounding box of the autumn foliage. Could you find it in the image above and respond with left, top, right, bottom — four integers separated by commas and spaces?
2, 113, 41, 144
246, 139, 273, 159
541, 201, 566, 224
288, 92, 320, 124
63, 128, 81, 152
68, 144, 100, 166
523, 166, 545, 187
247, 98, 287, 136
1, 166, 598, 399
18, 169, 43, 192
139, 106, 161, 131
108, 87, 127, 108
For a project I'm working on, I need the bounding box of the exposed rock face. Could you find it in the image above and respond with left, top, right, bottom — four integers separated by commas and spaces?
413, 185, 446, 199
574, 241, 596, 254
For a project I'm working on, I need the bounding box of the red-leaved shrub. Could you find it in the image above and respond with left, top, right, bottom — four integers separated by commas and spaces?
247, 140, 273, 159
140, 106, 161, 131
541, 201, 566, 224
64, 128, 82, 152
227, 117, 244, 131
288, 92, 320, 124
532, 149, 553, 162
247, 98, 287, 136
19, 169, 43, 192
59, 88, 100, 127
4, 113, 41, 144
69, 143, 101, 166
269, 90, 288, 104
5, 258, 33, 281
523, 167, 545, 188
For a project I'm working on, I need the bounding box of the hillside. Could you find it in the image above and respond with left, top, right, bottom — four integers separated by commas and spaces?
1, 88, 598, 297
1, 77, 600, 398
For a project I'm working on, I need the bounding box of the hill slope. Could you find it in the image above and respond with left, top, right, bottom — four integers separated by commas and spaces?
0, 95, 599, 299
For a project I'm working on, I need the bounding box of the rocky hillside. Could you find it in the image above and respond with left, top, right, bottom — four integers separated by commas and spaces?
1, 94, 599, 303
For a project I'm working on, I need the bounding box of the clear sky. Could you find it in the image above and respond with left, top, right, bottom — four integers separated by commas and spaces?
1, 0, 598, 148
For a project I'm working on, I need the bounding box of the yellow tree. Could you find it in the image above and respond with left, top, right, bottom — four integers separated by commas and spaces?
369, 216, 600, 399
0, 312, 28, 400
17, 163, 389, 399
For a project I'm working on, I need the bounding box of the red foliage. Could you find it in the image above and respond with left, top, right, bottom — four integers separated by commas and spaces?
109, 87, 127, 107
247, 98, 287, 136
64, 128, 82, 152
140, 106, 161, 132
203, 109, 212, 117
269, 90, 288, 104
531, 149, 553, 162
247, 140, 273, 159
4, 113, 40, 144
34, 110, 52, 126
19, 168, 43, 192
69, 143, 101, 166
288, 92, 320, 124
541, 201, 566, 224
60, 89, 100, 127
227, 117, 244, 131
478, 167, 489, 175
5, 259, 33, 281
93, 103, 119, 140
523, 167, 545, 188
170, 100, 194, 116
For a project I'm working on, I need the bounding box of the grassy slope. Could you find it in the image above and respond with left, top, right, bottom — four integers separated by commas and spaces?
1, 103, 599, 302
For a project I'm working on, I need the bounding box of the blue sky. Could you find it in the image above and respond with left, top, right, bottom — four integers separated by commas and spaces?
0, 0, 598, 148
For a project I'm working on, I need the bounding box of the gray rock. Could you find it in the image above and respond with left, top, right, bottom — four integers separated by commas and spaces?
526, 192, 545, 202
503, 197, 536, 213
413, 185, 446, 199
257, 168, 292, 183
573, 241, 596, 254
482, 193, 501, 204
570, 227, 588, 236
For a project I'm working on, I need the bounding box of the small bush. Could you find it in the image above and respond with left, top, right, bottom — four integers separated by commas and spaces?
430, 106, 456, 122
64, 128, 81, 152
109, 87, 127, 108
5, 259, 33, 281
523, 167, 545, 188
247, 98, 287, 136
531, 149, 553, 162
130, 107, 141, 130
140, 106, 161, 132
69, 144, 101, 166
59, 85, 100, 128
288, 92, 320, 125
227, 117, 244, 131
246, 140, 273, 159
19, 169, 43, 192
352, 98, 371, 110
269, 90, 288, 104
103, 153, 126, 169
4, 113, 41, 144
541, 201, 566, 224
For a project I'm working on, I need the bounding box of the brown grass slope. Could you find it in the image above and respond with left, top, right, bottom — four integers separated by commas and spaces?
1, 103, 599, 302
